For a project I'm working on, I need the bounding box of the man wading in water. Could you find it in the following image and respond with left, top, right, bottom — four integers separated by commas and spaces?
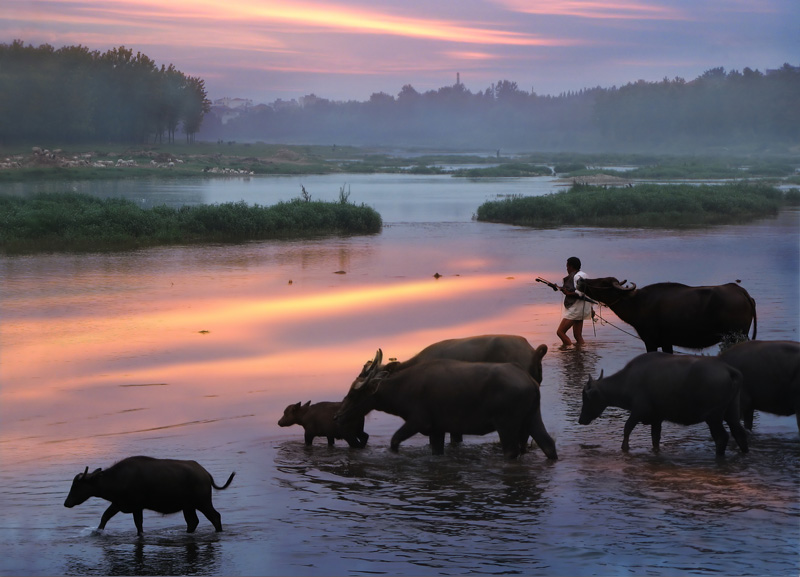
556, 256, 594, 347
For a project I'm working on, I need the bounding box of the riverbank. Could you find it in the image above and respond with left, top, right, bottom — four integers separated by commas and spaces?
2, 143, 799, 183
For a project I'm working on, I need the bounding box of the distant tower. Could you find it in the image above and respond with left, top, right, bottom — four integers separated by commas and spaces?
457, 72, 460, 86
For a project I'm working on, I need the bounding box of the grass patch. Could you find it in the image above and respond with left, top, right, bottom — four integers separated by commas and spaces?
0, 192, 382, 254
476, 182, 793, 228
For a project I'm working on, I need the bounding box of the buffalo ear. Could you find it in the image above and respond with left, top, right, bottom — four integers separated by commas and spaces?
598, 369, 604, 380
303, 401, 311, 408
536, 344, 548, 358
82, 466, 89, 478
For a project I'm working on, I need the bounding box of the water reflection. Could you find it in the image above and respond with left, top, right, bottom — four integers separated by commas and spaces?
64, 534, 222, 576
273, 441, 556, 573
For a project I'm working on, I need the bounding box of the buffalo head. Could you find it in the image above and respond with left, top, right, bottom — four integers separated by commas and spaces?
64, 466, 102, 508
278, 401, 310, 427
335, 349, 385, 423
578, 370, 606, 425
581, 277, 636, 305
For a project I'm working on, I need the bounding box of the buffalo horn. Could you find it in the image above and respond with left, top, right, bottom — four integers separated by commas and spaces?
82, 466, 89, 479
598, 369, 604, 380
353, 349, 383, 390
369, 349, 383, 378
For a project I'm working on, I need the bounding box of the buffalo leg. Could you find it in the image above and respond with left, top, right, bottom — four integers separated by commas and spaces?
326, 436, 335, 446
198, 504, 223, 532
530, 412, 558, 460
450, 433, 463, 445
429, 431, 446, 455
497, 425, 521, 460
741, 394, 755, 430
357, 431, 369, 447
650, 421, 662, 452
725, 417, 749, 453
390, 422, 418, 452
662, 344, 674, 354
98, 503, 120, 530
706, 419, 730, 456
304, 431, 314, 446
622, 415, 638, 452
183, 508, 199, 533
132, 509, 144, 535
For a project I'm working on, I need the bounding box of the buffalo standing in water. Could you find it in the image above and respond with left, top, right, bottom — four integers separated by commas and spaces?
580, 278, 757, 353
351, 334, 548, 445
335, 349, 558, 460
64, 456, 235, 535
720, 340, 800, 432
579, 352, 749, 456
278, 400, 369, 447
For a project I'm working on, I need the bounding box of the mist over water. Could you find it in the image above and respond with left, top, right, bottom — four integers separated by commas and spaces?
1, 175, 798, 576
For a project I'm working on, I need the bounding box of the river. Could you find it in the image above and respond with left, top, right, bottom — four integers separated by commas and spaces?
1, 174, 798, 576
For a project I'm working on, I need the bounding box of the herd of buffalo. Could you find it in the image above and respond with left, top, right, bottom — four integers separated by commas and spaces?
64, 277, 799, 535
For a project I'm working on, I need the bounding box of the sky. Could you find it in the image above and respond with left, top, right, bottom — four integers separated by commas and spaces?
4, 0, 798, 105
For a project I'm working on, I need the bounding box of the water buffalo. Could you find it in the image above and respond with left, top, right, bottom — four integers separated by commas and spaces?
351, 335, 548, 445
335, 349, 558, 460
278, 400, 369, 447
579, 352, 749, 456
581, 278, 757, 353
720, 340, 800, 432
64, 456, 235, 535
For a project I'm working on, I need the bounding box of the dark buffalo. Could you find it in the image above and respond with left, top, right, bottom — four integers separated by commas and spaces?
335, 349, 558, 460
720, 340, 800, 432
64, 456, 235, 535
581, 277, 757, 353
351, 335, 548, 445
278, 400, 369, 447
579, 352, 749, 456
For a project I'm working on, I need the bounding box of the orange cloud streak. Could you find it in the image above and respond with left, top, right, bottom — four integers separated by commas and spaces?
13, 0, 576, 47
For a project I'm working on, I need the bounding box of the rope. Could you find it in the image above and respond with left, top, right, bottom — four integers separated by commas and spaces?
594, 306, 641, 340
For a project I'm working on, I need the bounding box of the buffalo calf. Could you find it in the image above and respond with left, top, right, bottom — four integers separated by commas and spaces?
579, 352, 749, 456
278, 401, 369, 448
64, 456, 235, 535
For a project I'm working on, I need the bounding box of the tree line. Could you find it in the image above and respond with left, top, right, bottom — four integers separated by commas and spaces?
202, 65, 800, 154
0, 40, 210, 145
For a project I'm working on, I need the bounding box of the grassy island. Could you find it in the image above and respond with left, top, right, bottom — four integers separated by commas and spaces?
476, 183, 799, 228
0, 192, 382, 253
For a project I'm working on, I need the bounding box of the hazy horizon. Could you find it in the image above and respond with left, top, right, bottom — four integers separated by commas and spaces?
5, 0, 798, 105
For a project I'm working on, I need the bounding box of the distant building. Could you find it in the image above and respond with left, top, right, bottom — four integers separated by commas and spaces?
213, 97, 253, 109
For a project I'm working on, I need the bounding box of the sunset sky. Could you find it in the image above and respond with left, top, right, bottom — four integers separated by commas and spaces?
4, 0, 798, 104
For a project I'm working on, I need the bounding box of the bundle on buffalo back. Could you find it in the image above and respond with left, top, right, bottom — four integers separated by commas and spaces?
580, 278, 757, 353
64, 456, 235, 535
579, 352, 749, 456
720, 340, 800, 432
278, 400, 369, 447
335, 349, 558, 460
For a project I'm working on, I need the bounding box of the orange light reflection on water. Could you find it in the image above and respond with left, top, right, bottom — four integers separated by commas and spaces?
1, 271, 558, 457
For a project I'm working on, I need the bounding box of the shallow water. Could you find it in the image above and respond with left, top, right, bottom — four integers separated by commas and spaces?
1, 176, 798, 576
